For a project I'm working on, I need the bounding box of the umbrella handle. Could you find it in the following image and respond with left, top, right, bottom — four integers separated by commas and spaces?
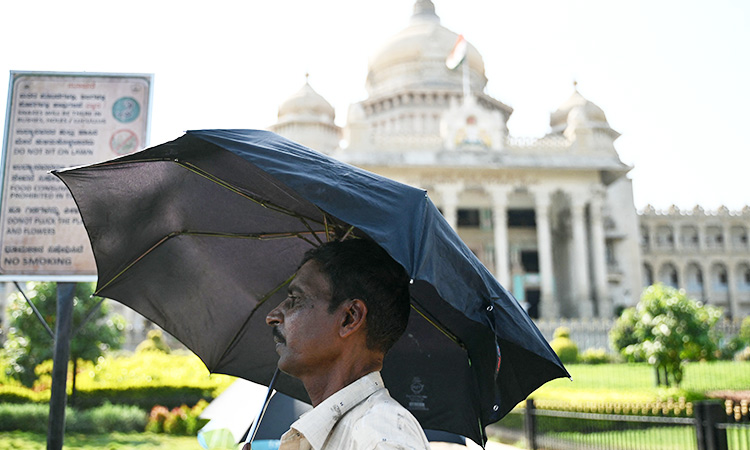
242, 367, 280, 447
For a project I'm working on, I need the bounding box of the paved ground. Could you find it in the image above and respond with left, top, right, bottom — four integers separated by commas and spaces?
430, 440, 520, 450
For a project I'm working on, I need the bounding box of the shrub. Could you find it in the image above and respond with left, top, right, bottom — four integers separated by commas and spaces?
0, 402, 147, 433
735, 346, 750, 362
0, 403, 48, 432
0, 352, 233, 412
163, 406, 189, 435
136, 329, 172, 354
67, 403, 147, 433
550, 327, 579, 364
147, 401, 208, 435
610, 284, 722, 387
0, 384, 49, 404
72, 384, 214, 410
579, 348, 612, 364
146, 405, 170, 433
718, 317, 750, 359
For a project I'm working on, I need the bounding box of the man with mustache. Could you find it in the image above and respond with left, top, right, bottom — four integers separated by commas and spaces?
264, 239, 430, 450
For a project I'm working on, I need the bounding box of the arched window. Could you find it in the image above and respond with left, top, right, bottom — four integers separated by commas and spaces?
737, 263, 750, 292
658, 263, 679, 288
711, 263, 729, 292
643, 263, 654, 287
685, 263, 704, 293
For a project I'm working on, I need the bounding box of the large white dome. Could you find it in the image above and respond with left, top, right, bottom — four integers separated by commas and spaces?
366, 0, 487, 98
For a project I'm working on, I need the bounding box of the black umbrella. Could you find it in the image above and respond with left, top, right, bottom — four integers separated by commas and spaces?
54, 129, 568, 446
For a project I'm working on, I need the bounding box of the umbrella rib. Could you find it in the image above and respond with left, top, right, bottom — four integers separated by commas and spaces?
409, 300, 465, 350
299, 215, 325, 246
177, 161, 324, 225
94, 230, 314, 295
95, 232, 174, 295
178, 230, 319, 240
321, 211, 356, 242
184, 229, 323, 248
92, 158, 329, 227
215, 272, 297, 367
87, 159, 342, 248
176, 160, 334, 247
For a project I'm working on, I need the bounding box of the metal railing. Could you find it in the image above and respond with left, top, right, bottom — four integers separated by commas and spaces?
491, 400, 750, 450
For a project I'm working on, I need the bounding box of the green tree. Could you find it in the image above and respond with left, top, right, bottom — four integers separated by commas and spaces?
610, 283, 722, 386
2, 282, 125, 401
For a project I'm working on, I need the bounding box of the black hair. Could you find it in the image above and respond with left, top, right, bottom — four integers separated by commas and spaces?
299, 239, 411, 354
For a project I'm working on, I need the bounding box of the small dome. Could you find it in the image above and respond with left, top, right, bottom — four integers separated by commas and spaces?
366, 0, 487, 97
550, 87, 608, 132
278, 80, 335, 121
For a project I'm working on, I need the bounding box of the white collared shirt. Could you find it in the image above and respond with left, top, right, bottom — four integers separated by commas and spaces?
279, 371, 430, 450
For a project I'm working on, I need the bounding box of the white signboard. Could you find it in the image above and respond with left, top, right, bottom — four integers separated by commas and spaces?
0, 71, 153, 280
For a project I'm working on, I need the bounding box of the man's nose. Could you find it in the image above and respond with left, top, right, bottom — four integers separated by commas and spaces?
266, 306, 282, 326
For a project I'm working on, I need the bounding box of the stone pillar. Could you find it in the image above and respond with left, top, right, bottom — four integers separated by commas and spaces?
723, 224, 731, 252
698, 224, 706, 252
533, 188, 556, 318
727, 266, 740, 319
703, 261, 714, 307
589, 187, 610, 317
571, 195, 593, 317
676, 260, 687, 292
487, 185, 512, 286
434, 182, 463, 230
647, 224, 656, 252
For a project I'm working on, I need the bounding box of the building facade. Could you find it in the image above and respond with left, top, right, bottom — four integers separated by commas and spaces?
1, 0, 748, 345
268, 0, 750, 319
639, 205, 750, 318
269, 0, 644, 319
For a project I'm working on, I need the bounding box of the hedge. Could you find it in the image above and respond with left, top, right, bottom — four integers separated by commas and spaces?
0, 385, 50, 404
0, 383, 214, 410
72, 384, 215, 410
0, 403, 147, 433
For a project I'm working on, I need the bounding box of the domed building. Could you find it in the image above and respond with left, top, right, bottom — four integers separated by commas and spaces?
268, 75, 341, 153
269, 0, 750, 319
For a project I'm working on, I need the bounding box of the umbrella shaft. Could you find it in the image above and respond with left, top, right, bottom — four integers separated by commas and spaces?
244, 368, 280, 445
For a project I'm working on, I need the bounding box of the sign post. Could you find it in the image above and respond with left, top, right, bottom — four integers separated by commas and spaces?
0, 71, 152, 449
46, 282, 75, 450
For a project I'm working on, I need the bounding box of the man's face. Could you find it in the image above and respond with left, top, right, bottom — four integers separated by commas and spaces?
265, 260, 344, 378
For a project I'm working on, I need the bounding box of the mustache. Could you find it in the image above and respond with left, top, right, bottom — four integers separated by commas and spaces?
272, 327, 285, 344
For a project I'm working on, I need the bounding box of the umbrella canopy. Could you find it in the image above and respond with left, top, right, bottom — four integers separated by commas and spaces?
54, 129, 568, 446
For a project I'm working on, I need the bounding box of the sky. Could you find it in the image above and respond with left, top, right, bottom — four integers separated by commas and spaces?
1, 0, 748, 211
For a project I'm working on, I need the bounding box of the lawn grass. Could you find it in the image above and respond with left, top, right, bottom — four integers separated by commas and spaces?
530, 361, 750, 403
546, 426, 698, 450
541, 424, 750, 450
0, 431, 205, 450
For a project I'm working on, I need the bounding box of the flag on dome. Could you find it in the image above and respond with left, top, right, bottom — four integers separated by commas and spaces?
446, 34, 467, 70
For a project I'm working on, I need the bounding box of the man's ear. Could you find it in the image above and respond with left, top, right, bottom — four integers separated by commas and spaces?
339, 299, 367, 338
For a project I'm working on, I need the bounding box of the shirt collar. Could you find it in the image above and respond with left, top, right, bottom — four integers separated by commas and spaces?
290, 371, 386, 450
